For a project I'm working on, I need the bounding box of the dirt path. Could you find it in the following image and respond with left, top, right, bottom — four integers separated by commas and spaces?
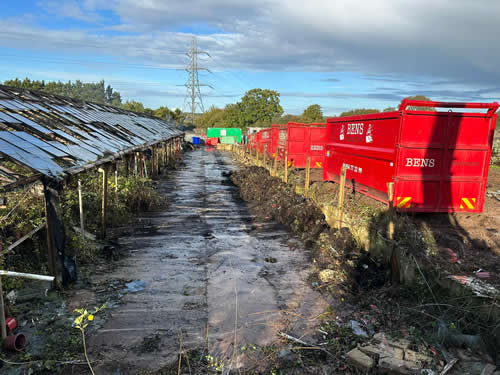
82, 148, 330, 374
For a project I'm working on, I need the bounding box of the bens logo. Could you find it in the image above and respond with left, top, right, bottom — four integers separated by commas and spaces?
346, 123, 364, 135
405, 158, 435, 167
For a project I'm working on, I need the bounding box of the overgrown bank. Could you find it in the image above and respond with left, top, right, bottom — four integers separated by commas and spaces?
231, 164, 500, 374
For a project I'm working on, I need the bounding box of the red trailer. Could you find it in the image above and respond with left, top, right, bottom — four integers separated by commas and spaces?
323, 100, 499, 213
256, 128, 273, 156
271, 124, 287, 160
284, 122, 327, 168
248, 133, 257, 151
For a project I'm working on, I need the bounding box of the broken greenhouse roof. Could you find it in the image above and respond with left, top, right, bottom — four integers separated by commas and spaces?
0, 85, 183, 188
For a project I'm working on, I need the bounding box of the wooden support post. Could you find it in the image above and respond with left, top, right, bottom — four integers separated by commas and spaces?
272, 147, 278, 177
0, 277, 7, 339
256, 149, 260, 166
43, 179, 67, 285
284, 151, 289, 183
100, 165, 108, 239
337, 166, 347, 229
151, 147, 157, 177
163, 143, 168, 165
387, 182, 395, 240
124, 154, 130, 177
263, 146, 268, 170
305, 157, 311, 195
134, 153, 138, 176
78, 179, 84, 245
139, 153, 144, 178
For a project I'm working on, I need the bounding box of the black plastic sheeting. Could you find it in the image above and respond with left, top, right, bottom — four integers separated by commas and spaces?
0, 85, 183, 185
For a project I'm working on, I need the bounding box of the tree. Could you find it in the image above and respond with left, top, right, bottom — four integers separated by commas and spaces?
234, 89, 284, 129
383, 107, 396, 112
400, 95, 434, 111
3, 78, 122, 106
154, 106, 175, 121
277, 113, 302, 124
302, 104, 323, 123
340, 108, 380, 117
195, 106, 227, 129
121, 100, 145, 113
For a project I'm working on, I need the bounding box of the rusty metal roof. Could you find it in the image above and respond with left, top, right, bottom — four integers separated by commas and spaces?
0, 85, 183, 188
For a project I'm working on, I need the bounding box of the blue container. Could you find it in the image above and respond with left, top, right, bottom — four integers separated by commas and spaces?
192, 137, 200, 145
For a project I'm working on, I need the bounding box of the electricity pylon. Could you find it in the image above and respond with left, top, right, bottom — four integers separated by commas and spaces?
183, 37, 212, 125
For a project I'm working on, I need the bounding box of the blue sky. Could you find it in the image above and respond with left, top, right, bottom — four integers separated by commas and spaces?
0, 0, 499, 116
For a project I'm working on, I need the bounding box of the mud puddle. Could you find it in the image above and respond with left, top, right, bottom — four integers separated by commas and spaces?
70, 148, 331, 374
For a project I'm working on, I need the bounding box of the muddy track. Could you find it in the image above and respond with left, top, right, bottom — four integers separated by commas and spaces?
72, 148, 330, 374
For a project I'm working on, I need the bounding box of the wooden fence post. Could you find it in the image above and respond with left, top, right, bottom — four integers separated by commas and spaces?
305, 157, 311, 195
387, 182, 395, 240
337, 166, 347, 229
273, 147, 278, 177
284, 151, 289, 183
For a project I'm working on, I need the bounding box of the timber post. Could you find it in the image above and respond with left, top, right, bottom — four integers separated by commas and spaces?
284, 151, 289, 184
387, 182, 395, 240
272, 147, 278, 177
337, 166, 347, 229
305, 157, 311, 195
151, 147, 157, 177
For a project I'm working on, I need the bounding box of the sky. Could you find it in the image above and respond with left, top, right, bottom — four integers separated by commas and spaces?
0, 0, 499, 116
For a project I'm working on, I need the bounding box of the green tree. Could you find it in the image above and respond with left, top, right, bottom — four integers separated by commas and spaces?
3, 78, 122, 106
234, 89, 284, 129
154, 106, 174, 121
121, 100, 145, 113
400, 95, 434, 111
340, 108, 380, 117
383, 106, 396, 112
195, 106, 227, 129
302, 104, 323, 122
277, 113, 302, 124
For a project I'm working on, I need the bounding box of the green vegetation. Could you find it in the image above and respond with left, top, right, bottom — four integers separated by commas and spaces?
339, 108, 380, 117
4, 78, 122, 106
0, 168, 167, 285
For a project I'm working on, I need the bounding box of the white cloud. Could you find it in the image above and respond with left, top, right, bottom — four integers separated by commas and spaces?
2, 0, 500, 90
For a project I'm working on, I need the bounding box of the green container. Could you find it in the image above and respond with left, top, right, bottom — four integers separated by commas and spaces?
220, 136, 236, 144
207, 128, 242, 143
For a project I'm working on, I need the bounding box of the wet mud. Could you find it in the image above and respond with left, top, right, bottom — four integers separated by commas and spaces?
70, 149, 332, 374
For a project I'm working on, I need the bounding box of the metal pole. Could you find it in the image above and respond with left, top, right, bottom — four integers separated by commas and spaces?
100, 166, 108, 239
78, 179, 84, 244
0, 277, 7, 339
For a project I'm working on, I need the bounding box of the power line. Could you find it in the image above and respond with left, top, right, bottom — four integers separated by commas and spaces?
183, 37, 213, 124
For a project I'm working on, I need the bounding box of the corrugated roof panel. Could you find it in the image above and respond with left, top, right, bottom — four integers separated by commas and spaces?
0, 138, 63, 176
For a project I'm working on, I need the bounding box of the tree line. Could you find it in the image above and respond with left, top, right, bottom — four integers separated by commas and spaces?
3, 78, 184, 123
6, 78, 488, 130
